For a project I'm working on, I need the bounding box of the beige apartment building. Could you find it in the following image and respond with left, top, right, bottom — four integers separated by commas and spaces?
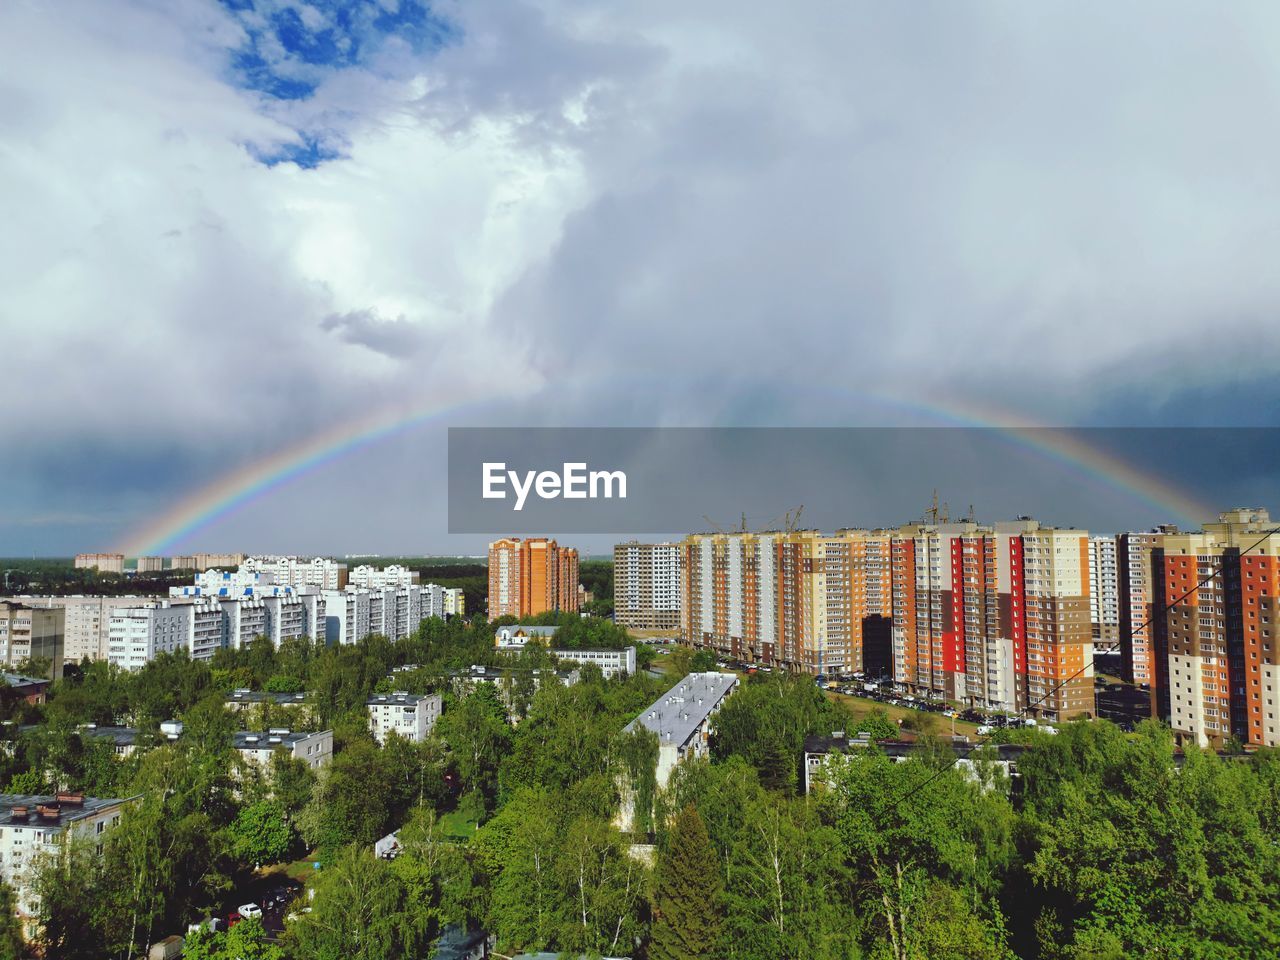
0, 602, 65, 679
6, 596, 155, 662
73, 554, 124, 574
613, 541, 681, 631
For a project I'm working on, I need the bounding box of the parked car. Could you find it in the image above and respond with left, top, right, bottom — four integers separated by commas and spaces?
238, 903, 262, 919
187, 918, 221, 935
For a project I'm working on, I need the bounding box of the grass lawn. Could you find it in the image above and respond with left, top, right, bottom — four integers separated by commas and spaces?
257, 854, 324, 885
437, 808, 479, 840
825, 690, 982, 738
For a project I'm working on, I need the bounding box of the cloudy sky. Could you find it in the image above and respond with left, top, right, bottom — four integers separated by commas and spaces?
3, 0, 1280, 556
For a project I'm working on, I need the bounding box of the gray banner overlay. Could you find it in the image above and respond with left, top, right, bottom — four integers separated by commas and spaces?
447, 427, 1280, 535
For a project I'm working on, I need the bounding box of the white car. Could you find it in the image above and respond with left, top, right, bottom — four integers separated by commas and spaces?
238, 903, 262, 919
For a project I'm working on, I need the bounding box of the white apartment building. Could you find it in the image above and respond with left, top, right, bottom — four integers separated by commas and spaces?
234, 729, 333, 772
366, 692, 442, 744
443, 587, 465, 617
626, 672, 738, 787
1089, 535, 1121, 646
614, 541, 682, 631
243, 556, 348, 591
107, 601, 223, 670
0, 793, 132, 932
170, 568, 285, 599
260, 595, 309, 645
220, 597, 269, 650
321, 590, 371, 645
348, 564, 419, 589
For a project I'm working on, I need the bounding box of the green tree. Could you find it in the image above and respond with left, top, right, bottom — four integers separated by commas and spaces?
283, 845, 418, 960
650, 805, 723, 960
0, 879, 26, 960
231, 799, 297, 867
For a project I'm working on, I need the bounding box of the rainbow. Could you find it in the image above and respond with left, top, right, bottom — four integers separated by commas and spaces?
851, 390, 1216, 527
117, 393, 499, 556
116, 382, 1218, 556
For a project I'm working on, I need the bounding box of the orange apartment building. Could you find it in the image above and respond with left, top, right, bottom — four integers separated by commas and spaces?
487, 538, 580, 619
1156, 508, 1280, 748
681, 529, 892, 675
683, 519, 1095, 720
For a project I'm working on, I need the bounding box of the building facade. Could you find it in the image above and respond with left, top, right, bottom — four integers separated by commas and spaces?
241, 556, 347, 591
614, 541, 681, 631
366, 692, 442, 744
348, 564, 420, 589
168, 553, 246, 572
1088, 536, 1121, 648
1117, 529, 1174, 689
106, 601, 223, 669
0, 793, 132, 933
487, 538, 580, 618
0, 603, 65, 679
73, 554, 124, 574
234, 729, 332, 772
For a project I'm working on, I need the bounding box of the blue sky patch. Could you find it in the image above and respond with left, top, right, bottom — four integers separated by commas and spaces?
219, 0, 456, 100
218, 0, 457, 168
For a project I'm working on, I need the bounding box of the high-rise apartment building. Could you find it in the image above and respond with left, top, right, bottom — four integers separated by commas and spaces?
3, 596, 154, 663
74, 554, 124, 574
241, 556, 347, 590
681, 518, 1093, 720
613, 541, 682, 631
487, 538, 580, 618
169, 553, 246, 572
1088, 536, 1120, 647
1155, 508, 1280, 748
1116, 528, 1175, 689
135, 557, 165, 573
107, 601, 223, 670
443, 587, 466, 617
348, 564, 420, 589
0, 602, 65, 679
681, 529, 892, 674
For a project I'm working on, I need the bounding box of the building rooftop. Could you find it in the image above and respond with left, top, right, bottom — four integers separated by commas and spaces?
626, 672, 738, 749
233, 729, 324, 750
0, 793, 132, 828
226, 689, 311, 705
366, 692, 437, 707
803, 734, 1030, 762
2, 674, 49, 690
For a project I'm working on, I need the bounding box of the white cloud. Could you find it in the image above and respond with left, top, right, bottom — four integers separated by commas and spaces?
3, 0, 1280, 551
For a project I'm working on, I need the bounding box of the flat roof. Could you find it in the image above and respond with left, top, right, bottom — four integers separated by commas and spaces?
233, 730, 326, 750
226, 690, 311, 704
0, 793, 132, 828
626, 672, 737, 749
366, 693, 437, 707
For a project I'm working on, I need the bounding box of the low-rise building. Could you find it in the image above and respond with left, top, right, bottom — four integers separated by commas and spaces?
548, 647, 636, 679
225, 689, 313, 713
1, 674, 50, 706
625, 672, 737, 788
0, 793, 134, 934
366, 692, 442, 744
801, 733, 1028, 794
234, 729, 332, 772
494, 625, 561, 649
